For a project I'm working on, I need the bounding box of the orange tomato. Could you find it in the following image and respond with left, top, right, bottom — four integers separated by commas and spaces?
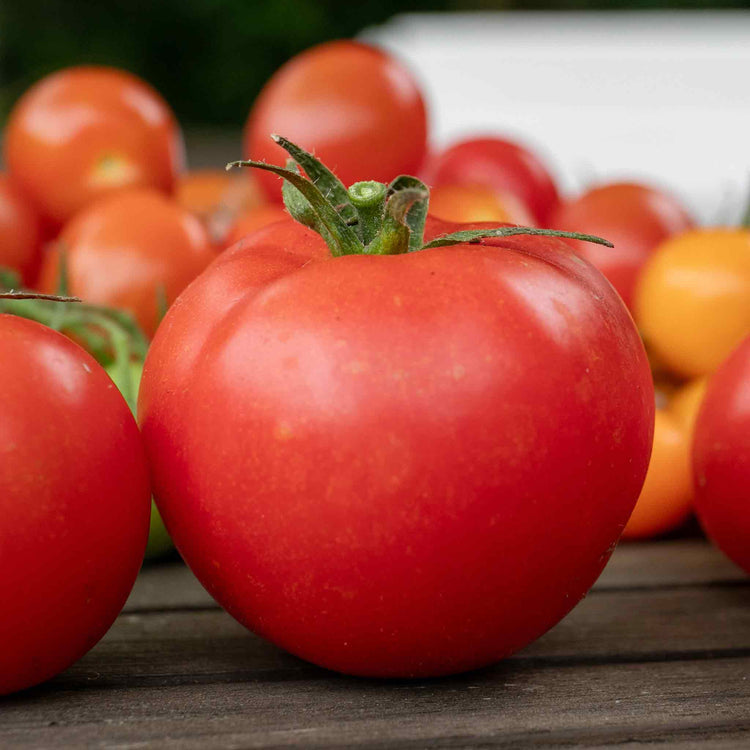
0, 175, 43, 284
222, 205, 290, 249
38, 189, 214, 337
623, 377, 706, 539
175, 170, 263, 224
427, 184, 535, 226
4, 66, 183, 227
635, 229, 750, 378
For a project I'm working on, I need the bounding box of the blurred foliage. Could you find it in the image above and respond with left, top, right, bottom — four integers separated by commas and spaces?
2, 0, 747, 128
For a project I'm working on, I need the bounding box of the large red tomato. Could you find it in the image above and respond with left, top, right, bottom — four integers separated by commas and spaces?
0, 175, 43, 284
550, 182, 694, 309
422, 136, 561, 226
38, 189, 215, 337
0, 315, 150, 695
140, 150, 653, 677
4, 66, 184, 227
244, 41, 428, 201
692, 335, 750, 574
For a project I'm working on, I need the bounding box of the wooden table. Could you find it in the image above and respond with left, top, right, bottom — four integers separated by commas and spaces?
2, 540, 748, 748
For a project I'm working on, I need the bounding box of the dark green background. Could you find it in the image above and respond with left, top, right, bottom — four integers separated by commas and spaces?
2, 1, 746, 127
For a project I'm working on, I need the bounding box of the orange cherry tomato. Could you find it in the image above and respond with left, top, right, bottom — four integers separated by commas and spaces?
222, 205, 290, 249
175, 170, 263, 224
550, 182, 694, 309
38, 189, 214, 337
670, 377, 708, 434
4, 66, 184, 227
635, 229, 750, 379
0, 175, 43, 284
245, 41, 428, 201
427, 184, 535, 226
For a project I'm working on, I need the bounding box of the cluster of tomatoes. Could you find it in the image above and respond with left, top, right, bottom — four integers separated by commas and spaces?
1, 39, 748, 695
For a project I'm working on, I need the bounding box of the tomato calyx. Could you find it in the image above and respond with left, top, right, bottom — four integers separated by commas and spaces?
0, 266, 148, 410
228, 136, 614, 257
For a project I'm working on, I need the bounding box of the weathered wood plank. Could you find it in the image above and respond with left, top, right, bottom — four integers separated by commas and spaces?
2, 658, 748, 748
126, 540, 747, 614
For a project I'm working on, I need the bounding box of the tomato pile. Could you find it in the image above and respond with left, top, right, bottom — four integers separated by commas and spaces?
0, 39, 748, 692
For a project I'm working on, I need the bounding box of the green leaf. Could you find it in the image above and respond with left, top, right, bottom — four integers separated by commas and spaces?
387, 175, 430, 252
422, 227, 615, 250
227, 158, 364, 257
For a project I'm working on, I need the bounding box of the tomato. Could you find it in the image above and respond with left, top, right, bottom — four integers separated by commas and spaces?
4, 66, 184, 227
0, 175, 43, 284
221, 204, 291, 249
0, 315, 150, 695
244, 41, 428, 201
427, 184, 535, 226
550, 183, 694, 309
38, 189, 215, 337
422, 136, 561, 226
635, 229, 750, 379
139, 147, 653, 678
693, 335, 750, 574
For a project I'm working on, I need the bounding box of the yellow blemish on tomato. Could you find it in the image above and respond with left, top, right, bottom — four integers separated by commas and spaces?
274, 421, 294, 441
452, 364, 466, 380
89, 153, 140, 188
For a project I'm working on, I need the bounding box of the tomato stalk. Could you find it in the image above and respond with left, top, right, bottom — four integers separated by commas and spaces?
228, 135, 615, 257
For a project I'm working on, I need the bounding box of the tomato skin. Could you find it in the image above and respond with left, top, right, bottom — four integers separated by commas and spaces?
140, 220, 653, 678
4, 66, 184, 226
0, 175, 43, 284
550, 183, 694, 309
635, 229, 750, 379
38, 189, 215, 337
221, 205, 290, 249
422, 137, 561, 226
244, 41, 428, 201
0, 315, 150, 695
693, 336, 750, 574
427, 184, 535, 226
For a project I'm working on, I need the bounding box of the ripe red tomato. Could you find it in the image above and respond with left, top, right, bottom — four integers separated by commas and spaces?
0, 175, 43, 284
0, 315, 150, 695
550, 182, 694, 309
692, 335, 750, 574
4, 66, 184, 227
221, 204, 290, 249
244, 41, 428, 201
38, 189, 215, 337
422, 136, 561, 226
140, 192, 653, 677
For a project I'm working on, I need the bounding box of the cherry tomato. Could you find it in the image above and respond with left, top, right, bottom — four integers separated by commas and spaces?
244, 41, 428, 201
693, 335, 750, 574
0, 315, 150, 695
635, 229, 750, 378
4, 66, 184, 227
550, 183, 694, 309
38, 189, 215, 337
221, 205, 291, 249
422, 136, 561, 226
428, 184, 535, 226
0, 175, 43, 284
140, 180, 653, 678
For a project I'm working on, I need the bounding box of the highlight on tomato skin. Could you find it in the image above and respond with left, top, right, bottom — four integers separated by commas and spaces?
549, 182, 694, 310
3, 66, 184, 227
244, 40, 429, 202
0, 315, 151, 696
422, 135, 561, 226
692, 335, 750, 575
37, 188, 216, 338
635, 228, 750, 379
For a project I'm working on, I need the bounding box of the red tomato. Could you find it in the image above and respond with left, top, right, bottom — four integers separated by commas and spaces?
428, 184, 535, 226
4, 66, 184, 227
244, 41, 428, 201
38, 189, 215, 337
140, 208, 653, 677
221, 204, 290, 249
0, 315, 150, 695
422, 136, 561, 226
550, 182, 694, 309
693, 335, 750, 574
0, 175, 43, 284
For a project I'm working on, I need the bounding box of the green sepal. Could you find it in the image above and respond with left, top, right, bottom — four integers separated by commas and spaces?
281, 159, 318, 231
367, 187, 429, 256
388, 175, 430, 252
227, 158, 364, 257
422, 227, 615, 250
